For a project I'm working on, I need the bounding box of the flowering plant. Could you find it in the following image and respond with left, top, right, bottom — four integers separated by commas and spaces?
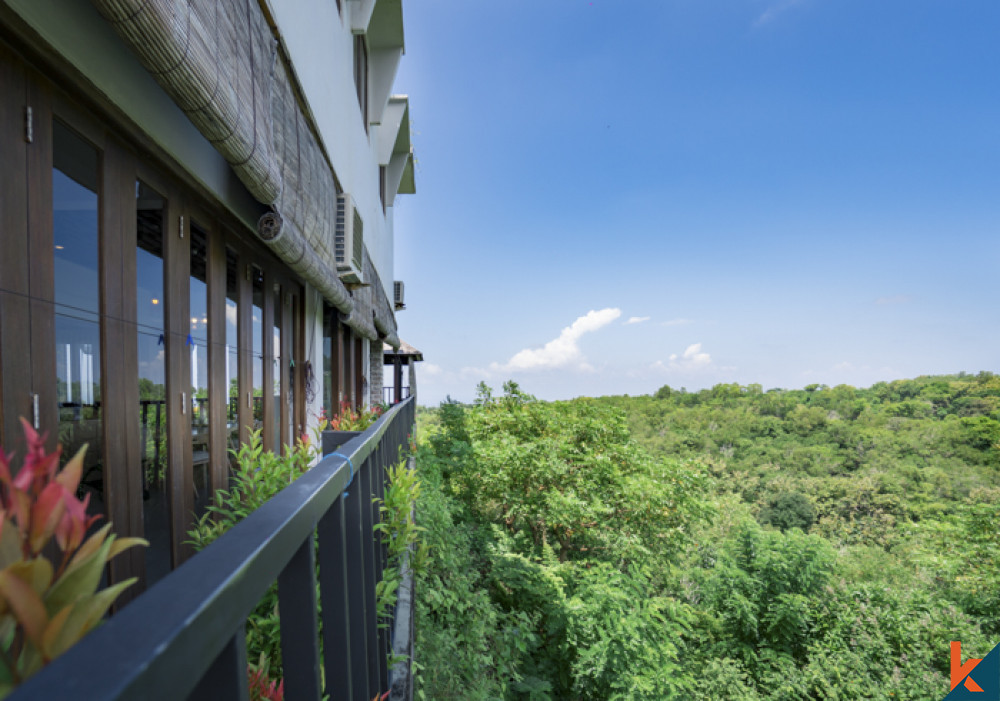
0, 419, 146, 695
326, 400, 385, 432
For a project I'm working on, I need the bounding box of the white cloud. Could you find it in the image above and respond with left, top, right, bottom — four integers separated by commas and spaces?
754, 0, 805, 27
667, 343, 713, 370
662, 318, 694, 327
492, 308, 621, 372
422, 363, 444, 377
875, 294, 912, 306
625, 316, 650, 325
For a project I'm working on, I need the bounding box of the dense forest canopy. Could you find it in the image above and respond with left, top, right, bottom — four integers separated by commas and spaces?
413, 373, 999, 700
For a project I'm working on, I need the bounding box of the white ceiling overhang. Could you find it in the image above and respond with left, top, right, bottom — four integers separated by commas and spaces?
378, 95, 415, 202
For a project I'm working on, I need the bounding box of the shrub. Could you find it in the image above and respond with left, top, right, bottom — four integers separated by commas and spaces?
758, 492, 816, 533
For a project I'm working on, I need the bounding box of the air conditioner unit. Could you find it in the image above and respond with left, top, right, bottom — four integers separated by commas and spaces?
335, 193, 364, 284
394, 280, 406, 310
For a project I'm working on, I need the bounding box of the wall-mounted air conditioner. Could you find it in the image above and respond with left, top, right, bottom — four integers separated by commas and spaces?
335, 193, 364, 284
394, 281, 405, 310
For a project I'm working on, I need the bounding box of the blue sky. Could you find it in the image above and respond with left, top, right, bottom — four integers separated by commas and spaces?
391, 0, 1000, 406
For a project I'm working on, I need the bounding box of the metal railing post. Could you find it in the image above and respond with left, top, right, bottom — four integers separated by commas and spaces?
277, 536, 322, 700
318, 496, 353, 699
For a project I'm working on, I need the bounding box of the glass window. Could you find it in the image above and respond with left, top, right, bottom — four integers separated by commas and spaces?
251, 265, 264, 435
225, 247, 239, 461
272, 283, 282, 451
136, 179, 170, 586
189, 223, 209, 516
53, 121, 104, 520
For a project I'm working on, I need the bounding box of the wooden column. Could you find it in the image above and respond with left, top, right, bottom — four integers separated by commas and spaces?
330, 310, 342, 413
164, 191, 193, 566
345, 329, 356, 410
101, 139, 145, 602
25, 74, 57, 451
0, 48, 31, 454
237, 258, 252, 447
393, 357, 403, 404
354, 337, 364, 408
207, 226, 227, 493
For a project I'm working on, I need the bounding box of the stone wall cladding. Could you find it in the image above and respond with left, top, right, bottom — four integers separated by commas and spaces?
370, 340, 384, 406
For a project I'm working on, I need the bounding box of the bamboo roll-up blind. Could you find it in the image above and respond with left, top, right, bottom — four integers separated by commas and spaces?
93, 0, 400, 330
337, 246, 398, 346
269, 60, 341, 293
92, 0, 282, 204
367, 253, 400, 348
257, 212, 353, 314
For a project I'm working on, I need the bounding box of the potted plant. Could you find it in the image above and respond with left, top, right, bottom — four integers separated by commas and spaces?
321, 401, 386, 455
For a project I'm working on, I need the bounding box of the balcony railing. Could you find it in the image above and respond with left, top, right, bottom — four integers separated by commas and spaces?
383, 386, 411, 403
11, 397, 417, 701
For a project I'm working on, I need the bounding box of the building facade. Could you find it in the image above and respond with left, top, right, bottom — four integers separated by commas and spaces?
0, 0, 414, 601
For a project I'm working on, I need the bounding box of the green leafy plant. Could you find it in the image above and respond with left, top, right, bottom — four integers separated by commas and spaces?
188, 429, 317, 687
0, 419, 146, 697
373, 458, 424, 629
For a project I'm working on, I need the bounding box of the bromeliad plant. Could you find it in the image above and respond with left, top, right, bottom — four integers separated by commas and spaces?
0, 419, 146, 696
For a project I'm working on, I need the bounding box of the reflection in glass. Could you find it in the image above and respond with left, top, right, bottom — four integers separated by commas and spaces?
272, 283, 281, 451
252, 266, 264, 434
53, 121, 104, 520
226, 248, 239, 465
190, 223, 210, 517
136, 180, 170, 586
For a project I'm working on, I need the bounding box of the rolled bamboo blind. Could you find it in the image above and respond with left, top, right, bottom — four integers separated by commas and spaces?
93, 0, 282, 204
92, 0, 402, 344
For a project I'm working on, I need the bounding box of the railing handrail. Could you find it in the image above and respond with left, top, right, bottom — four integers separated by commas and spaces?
11, 397, 415, 700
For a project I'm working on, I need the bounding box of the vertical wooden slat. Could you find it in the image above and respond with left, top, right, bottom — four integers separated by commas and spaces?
331, 312, 342, 412
318, 496, 353, 699
354, 337, 364, 408
189, 626, 250, 701
101, 139, 146, 602
117, 150, 148, 593
278, 536, 322, 700
293, 291, 304, 438
0, 47, 31, 456
394, 358, 403, 404
207, 225, 227, 493
164, 192, 193, 567
346, 328, 356, 410
25, 74, 57, 451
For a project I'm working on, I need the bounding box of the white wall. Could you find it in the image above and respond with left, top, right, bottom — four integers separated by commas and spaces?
268, 0, 397, 302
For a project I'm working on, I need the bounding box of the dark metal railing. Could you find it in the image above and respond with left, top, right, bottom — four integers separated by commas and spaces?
383, 386, 411, 403
12, 397, 416, 701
